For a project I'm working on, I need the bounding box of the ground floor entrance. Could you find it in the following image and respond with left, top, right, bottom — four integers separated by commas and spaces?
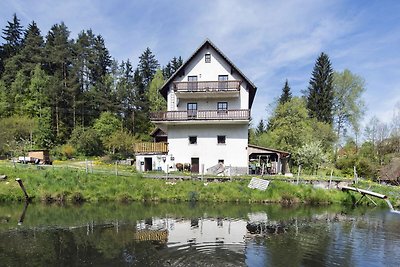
144, 157, 152, 171
191, 157, 199, 173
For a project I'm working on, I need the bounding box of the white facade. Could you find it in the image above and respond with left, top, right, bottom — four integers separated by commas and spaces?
148, 39, 257, 175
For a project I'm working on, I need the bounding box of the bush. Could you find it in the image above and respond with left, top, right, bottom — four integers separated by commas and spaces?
61, 144, 76, 159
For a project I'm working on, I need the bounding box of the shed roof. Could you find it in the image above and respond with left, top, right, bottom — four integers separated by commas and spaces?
248, 144, 290, 157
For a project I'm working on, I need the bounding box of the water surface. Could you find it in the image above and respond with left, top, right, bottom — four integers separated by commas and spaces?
0, 202, 399, 266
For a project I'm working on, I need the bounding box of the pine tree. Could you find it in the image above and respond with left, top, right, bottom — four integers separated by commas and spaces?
306, 52, 334, 124
163, 56, 183, 79
138, 47, 159, 88
1, 14, 24, 85
279, 79, 292, 105
44, 22, 74, 141
1, 13, 23, 59
20, 21, 45, 78
255, 119, 266, 136
116, 60, 135, 131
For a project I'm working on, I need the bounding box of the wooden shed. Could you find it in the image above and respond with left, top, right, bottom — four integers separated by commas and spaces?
28, 150, 52, 164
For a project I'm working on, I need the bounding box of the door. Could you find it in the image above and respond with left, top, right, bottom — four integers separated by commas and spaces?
187, 102, 197, 119
218, 75, 228, 90
144, 157, 152, 171
188, 76, 198, 91
191, 157, 199, 173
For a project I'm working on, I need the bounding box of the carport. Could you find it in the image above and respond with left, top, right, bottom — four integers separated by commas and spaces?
248, 144, 291, 175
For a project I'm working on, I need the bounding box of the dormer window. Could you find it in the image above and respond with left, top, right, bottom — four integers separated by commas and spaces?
205, 53, 211, 63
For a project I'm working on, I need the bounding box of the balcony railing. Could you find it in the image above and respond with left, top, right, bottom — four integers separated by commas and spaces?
151, 109, 250, 121
134, 142, 168, 153
173, 80, 241, 92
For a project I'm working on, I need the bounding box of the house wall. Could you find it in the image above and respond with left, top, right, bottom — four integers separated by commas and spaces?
167, 124, 248, 173
167, 45, 249, 111
135, 154, 174, 173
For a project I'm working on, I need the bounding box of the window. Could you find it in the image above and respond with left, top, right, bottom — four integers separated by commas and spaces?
205, 53, 211, 63
217, 135, 226, 144
189, 136, 197, 144
218, 75, 228, 90
187, 102, 197, 118
188, 76, 198, 91
217, 102, 228, 114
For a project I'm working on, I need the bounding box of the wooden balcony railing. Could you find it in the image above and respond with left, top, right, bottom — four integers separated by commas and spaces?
173, 80, 241, 92
134, 142, 168, 153
151, 109, 250, 121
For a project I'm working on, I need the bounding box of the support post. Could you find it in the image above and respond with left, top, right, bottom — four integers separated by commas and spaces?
297, 165, 301, 185
15, 178, 30, 202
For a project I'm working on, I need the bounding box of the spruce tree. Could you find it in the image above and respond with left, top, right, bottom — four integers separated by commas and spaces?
138, 47, 159, 88
279, 79, 292, 105
255, 119, 266, 136
306, 52, 334, 124
1, 13, 23, 58
20, 21, 45, 78
163, 56, 183, 79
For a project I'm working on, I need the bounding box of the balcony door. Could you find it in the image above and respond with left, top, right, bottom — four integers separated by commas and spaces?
218, 75, 228, 91
188, 76, 198, 91
187, 102, 197, 119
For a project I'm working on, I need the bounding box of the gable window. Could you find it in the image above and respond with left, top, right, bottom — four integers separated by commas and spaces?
188, 76, 198, 91
205, 53, 211, 63
217, 102, 228, 114
218, 75, 228, 90
189, 136, 197, 144
217, 135, 226, 144
187, 102, 197, 118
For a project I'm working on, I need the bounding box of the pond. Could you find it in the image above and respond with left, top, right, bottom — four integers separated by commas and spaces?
0, 202, 399, 266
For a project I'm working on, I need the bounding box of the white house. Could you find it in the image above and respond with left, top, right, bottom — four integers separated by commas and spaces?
135, 39, 290, 175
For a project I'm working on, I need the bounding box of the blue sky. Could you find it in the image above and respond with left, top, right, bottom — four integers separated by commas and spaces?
1, 0, 400, 130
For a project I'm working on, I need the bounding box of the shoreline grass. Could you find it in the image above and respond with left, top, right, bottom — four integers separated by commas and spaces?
0, 161, 399, 208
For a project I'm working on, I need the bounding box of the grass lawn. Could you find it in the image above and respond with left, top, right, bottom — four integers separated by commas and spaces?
0, 160, 399, 208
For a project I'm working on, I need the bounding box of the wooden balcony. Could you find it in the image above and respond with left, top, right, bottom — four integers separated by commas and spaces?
151, 109, 250, 122
134, 142, 168, 154
173, 80, 241, 92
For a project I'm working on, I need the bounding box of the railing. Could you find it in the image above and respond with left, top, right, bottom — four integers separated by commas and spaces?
151, 109, 250, 121
173, 80, 241, 92
134, 142, 168, 153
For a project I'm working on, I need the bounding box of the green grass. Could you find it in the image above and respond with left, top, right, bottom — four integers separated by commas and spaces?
0, 161, 399, 207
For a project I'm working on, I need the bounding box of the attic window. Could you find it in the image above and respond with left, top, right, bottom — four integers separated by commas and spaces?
205, 53, 211, 63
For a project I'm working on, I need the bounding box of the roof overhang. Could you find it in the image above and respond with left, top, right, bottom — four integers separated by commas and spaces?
248, 144, 291, 158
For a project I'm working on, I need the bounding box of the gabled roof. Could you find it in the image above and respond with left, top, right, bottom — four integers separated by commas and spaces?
160, 39, 257, 108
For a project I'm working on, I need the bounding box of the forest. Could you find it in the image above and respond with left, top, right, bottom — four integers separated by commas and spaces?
1, 14, 399, 180
0, 14, 181, 159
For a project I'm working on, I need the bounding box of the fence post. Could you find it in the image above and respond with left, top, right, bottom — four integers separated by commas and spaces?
297, 165, 301, 185
85, 159, 88, 174
115, 161, 118, 176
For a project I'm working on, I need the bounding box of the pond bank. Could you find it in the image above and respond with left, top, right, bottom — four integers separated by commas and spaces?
0, 163, 398, 208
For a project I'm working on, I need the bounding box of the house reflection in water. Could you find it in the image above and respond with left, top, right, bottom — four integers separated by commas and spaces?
135, 217, 247, 248
133, 213, 271, 265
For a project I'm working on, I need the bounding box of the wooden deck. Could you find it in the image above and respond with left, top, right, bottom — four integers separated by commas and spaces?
134, 142, 168, 154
